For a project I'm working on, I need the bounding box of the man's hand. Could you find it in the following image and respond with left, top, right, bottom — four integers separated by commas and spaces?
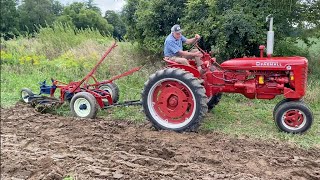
185, 34, 201, 45
193, 51, 203, 57
195, 34, 201, 40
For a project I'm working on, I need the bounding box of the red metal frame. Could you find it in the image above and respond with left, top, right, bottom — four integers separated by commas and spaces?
48, 41, 142, 108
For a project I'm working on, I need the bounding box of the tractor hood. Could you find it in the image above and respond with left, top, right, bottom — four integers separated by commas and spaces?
220, 56, 308, 71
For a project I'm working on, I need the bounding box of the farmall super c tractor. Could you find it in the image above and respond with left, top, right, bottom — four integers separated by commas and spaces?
141, 15, 313, 133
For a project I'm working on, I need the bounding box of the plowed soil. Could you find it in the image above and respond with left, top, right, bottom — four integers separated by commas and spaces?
1, 103, 320, 180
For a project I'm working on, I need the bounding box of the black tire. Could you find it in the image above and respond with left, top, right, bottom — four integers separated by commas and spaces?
207, 93, 222, 112
142, 68, 208, 132
70, 92, 99, 118
273, 99, 303, 119
99, 82, 119, 103
20, 88, 35, 103
274, 101, 313, 133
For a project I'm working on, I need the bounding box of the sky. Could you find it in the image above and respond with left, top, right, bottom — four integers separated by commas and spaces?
58, 0, 126, 13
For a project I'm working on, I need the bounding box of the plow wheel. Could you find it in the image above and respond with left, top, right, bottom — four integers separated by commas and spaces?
99, 82, 119, 103
70, 92, 99, 118
21, 88, 35, 103
142, 68, 208, 132
274, 101, 313, 133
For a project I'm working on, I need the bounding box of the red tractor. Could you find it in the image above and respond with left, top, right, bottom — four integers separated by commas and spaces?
141, 15, 313, 133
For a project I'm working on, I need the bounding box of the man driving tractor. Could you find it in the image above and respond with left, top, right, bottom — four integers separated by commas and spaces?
164, 24, 204, 72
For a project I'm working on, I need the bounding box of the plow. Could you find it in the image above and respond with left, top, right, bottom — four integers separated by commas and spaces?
21, 15, 313, 133
21, 42, 142, 117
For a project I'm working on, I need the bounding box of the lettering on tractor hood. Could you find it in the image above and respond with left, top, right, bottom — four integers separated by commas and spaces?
256, 62, 282, 66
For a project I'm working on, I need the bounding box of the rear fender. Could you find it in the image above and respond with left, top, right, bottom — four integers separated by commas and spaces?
167, 64, 200, 78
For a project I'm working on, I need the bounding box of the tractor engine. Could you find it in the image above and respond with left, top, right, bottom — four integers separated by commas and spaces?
206, 56, 308, 100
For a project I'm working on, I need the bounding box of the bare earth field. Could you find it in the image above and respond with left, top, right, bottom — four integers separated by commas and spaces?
1, 103, 320, 180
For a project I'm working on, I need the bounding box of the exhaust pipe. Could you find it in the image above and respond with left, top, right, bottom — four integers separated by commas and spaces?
266, 14, 274, 57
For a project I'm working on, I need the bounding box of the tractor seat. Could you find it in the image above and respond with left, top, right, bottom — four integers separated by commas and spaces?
163, 57, 177, 65
163, 57, 196, 66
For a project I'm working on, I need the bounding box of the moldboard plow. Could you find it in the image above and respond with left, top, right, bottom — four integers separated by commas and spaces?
21, 42, 142, 117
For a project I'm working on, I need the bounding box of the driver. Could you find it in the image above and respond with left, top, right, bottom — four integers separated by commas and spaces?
164, 24, 203, 70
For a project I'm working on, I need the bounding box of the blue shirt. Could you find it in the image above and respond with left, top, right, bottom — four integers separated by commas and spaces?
164, 33, 187, 57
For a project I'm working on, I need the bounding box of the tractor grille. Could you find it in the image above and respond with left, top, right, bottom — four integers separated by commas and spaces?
303, 66, 308, 90
299, 65, 308, 96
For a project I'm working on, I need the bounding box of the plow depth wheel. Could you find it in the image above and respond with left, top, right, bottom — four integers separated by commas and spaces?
142, 68, 207, 132
70, 92, 98, 118
99, 82, 119, 103
274, 101, 313, 133
21, 88, 35, 103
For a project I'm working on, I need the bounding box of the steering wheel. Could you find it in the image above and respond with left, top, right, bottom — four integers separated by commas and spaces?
188, 37, 201, 51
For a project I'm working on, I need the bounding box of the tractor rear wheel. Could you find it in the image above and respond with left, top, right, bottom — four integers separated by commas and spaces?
70, 92, 99, 118
142, 68, 208, 132
274, 101, 313, 133
21, 88, 35, 103
99, 82, 119, 103
207, 93, 222, 112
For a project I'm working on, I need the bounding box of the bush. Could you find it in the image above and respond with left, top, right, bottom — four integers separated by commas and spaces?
0, 50, 17, 64
274, 38, 309, 58
275, 38, 320, 78
307, 38, 320, 78
36, 23, 112, 59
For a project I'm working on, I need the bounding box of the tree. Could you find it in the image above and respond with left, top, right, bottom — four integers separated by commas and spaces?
86, 0, 101, 14
182, 0, 305, 60
121, 0, 317, 59
294, 0, 320, 38
105, 10, 126, 41
122, 0, 142, 41
17, 0, 63, 33
56, 2, 113, 36
0, 0, 20, 39
122, 0, 187, 53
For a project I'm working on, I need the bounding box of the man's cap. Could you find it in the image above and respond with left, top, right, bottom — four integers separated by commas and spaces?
171, 24, 183, 33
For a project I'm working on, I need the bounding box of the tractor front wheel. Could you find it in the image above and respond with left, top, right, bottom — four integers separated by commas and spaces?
274, 101, 313, 133
70, 92, 99, 118
142, 68, 208, 132
273, 99, 303, 119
